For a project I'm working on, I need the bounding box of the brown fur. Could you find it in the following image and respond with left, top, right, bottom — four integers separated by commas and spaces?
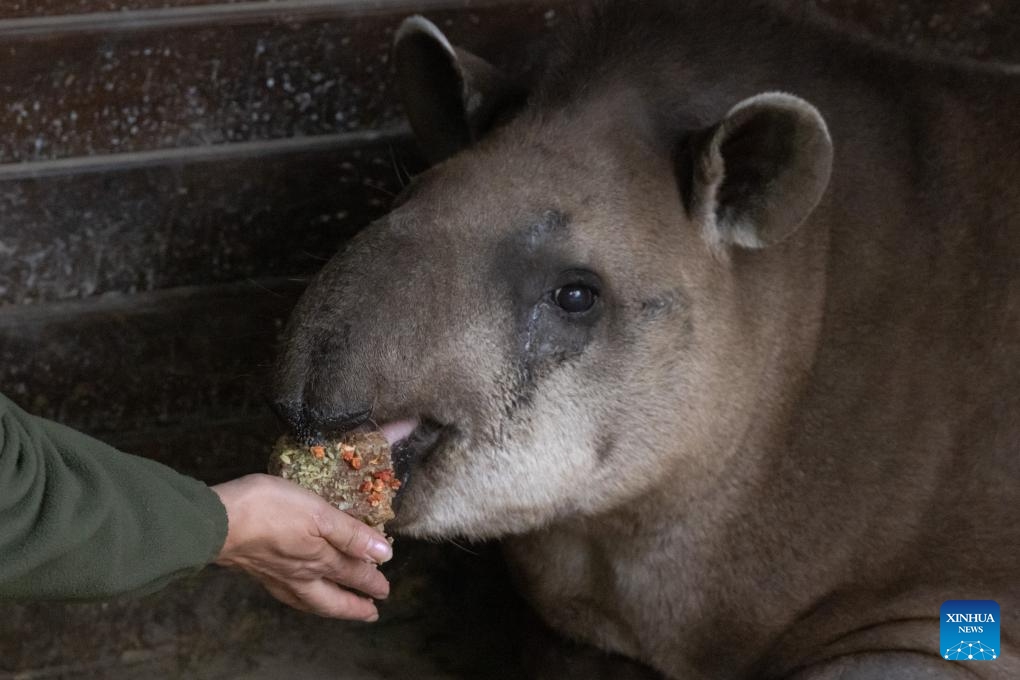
275, 2, 1020, 678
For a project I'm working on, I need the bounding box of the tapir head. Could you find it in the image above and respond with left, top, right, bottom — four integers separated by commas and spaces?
273, 17, 833, 539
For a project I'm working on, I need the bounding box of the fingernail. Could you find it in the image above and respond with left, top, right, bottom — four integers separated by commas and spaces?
368, 539, 393, 564
366, 611, 379, 623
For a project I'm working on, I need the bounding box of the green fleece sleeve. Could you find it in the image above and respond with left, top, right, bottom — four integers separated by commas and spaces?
0, 393, 228, 601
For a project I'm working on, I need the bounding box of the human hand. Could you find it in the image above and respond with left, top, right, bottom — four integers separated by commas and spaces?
211, 473, 392, 621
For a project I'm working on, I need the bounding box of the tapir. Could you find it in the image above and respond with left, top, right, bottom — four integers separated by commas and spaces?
272, 2, 1020, 678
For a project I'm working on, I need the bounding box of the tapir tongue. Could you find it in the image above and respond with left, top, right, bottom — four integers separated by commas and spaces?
379, 418, 419, 447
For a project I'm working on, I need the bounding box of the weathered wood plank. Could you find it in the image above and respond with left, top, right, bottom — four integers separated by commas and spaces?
2, 0, 247, 20
0, 1, 564, 162
0, 278, 301, 435
103, 416, 283, 484
0, 0, 552, 22
0, 136, 417, 305
812, 0, 1020, 63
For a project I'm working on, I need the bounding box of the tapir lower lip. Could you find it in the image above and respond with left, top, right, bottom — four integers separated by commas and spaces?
388, 419, 444, 506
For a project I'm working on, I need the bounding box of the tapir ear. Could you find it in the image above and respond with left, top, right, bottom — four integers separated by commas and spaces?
679, 92, 833, 250
394, 16, 522, 164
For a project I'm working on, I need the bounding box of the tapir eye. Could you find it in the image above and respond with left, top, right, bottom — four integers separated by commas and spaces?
553, 284, 598, 313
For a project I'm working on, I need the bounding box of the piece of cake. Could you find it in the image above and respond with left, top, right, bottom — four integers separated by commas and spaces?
268, 431, 401, 534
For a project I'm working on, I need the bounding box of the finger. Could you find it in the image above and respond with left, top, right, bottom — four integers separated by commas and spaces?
324, 553, 390, 600
256, 575, 314, 615
313, 505, 392, 564
292, 578, 380, 621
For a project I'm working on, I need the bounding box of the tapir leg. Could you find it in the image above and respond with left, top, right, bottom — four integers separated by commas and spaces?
788, 653, 983, 679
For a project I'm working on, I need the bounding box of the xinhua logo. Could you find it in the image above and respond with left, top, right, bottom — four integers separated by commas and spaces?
941, 600, 1000, 661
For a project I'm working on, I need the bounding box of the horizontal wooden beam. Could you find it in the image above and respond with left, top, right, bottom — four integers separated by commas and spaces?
0, 125, 409, 178
0, 0, 565, 32
0, 278, 303, 435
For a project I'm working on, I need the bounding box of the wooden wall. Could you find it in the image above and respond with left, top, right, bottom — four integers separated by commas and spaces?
0, 1, 1014, 678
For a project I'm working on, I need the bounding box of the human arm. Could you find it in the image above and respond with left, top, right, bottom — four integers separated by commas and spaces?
0, 392, 226, 599
0, 393, 390, 619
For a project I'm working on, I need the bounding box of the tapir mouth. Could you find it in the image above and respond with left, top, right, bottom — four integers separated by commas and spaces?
380, 417, 444, 506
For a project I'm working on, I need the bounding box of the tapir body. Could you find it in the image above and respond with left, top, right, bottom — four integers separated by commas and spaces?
274, 2, 1020, 678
